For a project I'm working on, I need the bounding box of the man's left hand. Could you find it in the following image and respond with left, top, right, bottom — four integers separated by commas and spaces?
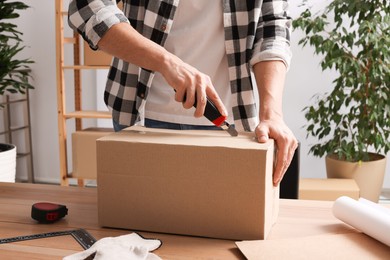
255, 119, 298, 187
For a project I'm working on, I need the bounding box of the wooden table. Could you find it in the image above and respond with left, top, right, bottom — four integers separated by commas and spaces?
0, 182, 360, 259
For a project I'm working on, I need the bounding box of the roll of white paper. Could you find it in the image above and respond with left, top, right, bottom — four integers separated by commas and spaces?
359, 197, 390, 216
333, 196, 390, 247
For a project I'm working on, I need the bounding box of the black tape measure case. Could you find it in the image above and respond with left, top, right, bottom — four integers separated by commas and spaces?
31, 202, 68, 223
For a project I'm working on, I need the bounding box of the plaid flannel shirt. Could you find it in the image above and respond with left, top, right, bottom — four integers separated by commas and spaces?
68, 0, 292, 131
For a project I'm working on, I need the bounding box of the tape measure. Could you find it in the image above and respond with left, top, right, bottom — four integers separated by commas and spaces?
31, 202, 68, 223
0, 229, 96, 249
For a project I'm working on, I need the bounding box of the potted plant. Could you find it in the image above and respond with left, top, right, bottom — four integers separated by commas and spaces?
0, 0, 33, 182
293, 0, 390, 202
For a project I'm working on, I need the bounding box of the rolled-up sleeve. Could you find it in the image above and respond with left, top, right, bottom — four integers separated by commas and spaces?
68, 0, 129, 49
250, 0, 292, 70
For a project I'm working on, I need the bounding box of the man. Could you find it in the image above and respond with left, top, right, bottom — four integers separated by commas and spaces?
68, 0, 298, 186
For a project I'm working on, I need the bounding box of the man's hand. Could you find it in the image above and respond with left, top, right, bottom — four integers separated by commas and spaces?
255, 119, 298, 186
161, 55, 227, 119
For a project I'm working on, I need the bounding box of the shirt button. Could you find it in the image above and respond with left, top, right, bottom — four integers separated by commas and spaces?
161, 23, 167, 31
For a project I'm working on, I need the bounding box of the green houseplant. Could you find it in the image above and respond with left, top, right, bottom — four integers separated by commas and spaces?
0, 0, 33, 96
293, 0, 389, 201
0, 0, 33, 182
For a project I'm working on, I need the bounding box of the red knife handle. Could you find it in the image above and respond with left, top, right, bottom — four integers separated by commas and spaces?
199, 97, 226, 127
176, 90, 227, 127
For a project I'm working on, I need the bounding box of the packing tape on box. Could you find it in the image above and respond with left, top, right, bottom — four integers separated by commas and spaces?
333, 196, 390, 246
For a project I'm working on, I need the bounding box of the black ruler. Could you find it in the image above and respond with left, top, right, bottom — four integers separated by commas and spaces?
0, 228, 96, 250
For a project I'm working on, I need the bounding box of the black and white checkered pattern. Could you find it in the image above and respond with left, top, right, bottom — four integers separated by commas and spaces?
68, 0, 292, 131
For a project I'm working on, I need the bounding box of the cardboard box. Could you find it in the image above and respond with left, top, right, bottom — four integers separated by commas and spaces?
97, 126, 278, 240
299, 178, 360, 201
83, 44, 112, 66
72, 128, 114, 179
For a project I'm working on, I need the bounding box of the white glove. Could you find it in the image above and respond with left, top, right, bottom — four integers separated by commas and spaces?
63, 233, 162, 260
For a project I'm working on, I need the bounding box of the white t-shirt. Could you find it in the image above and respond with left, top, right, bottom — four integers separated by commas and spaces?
144, 0, 232, 125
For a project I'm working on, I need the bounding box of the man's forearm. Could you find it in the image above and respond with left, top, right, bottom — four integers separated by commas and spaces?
253, 60, 287, 121
97, 22, 172, 75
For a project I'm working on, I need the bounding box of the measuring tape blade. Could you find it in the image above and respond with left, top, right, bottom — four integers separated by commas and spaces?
0, 229, 96, 249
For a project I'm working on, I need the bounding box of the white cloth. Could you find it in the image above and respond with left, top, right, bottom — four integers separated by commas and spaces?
63, 233, 162, 260
145, 0, 231, 125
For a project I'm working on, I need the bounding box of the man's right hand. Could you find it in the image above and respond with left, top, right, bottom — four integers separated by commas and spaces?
160, 55, 227, 119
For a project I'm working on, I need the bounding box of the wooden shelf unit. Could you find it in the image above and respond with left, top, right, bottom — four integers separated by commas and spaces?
55, 0, 112, 186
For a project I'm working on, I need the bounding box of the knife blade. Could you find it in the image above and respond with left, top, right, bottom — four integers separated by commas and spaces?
200, 97, 238, 136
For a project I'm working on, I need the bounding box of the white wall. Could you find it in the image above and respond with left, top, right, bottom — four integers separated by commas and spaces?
13, 0, 390, 188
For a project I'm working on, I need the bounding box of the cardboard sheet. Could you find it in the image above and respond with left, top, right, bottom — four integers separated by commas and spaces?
236, 232, 390, 259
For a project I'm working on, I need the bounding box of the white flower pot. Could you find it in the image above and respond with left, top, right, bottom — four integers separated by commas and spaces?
0, 143, 16, 183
